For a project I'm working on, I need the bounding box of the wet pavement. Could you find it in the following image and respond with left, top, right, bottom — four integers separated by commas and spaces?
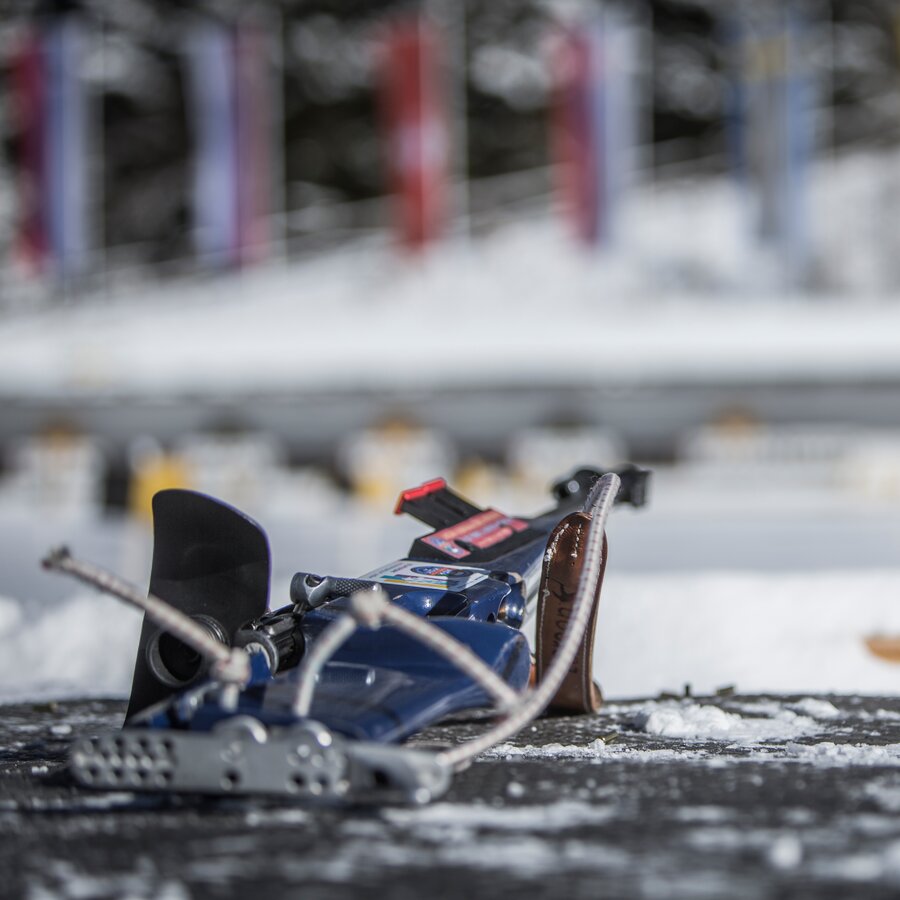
1, 694, 899, 899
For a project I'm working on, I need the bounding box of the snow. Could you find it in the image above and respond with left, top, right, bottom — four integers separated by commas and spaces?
864, 780, 900, 813
26, 861, 191, 900
773, 742, 900, 767
626, 700, 820, 742
488, 743, 712, 762
486, 739, 900, 766
810, 843, 900, 885
767, 834, 804, 870
488, 739, 612, 759
787, 698, 842, 719
383, 800, 617, 831
488, 697, 827, 758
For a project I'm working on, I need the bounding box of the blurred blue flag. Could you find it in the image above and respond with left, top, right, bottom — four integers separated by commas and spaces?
13, 12, 89, 280
184, 14, 273, 269
728, 7, 815, 282
553, 10, 638, 248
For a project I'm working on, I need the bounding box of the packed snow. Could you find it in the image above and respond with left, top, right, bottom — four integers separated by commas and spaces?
625, 700, 821, 742
487, 697, 821, 759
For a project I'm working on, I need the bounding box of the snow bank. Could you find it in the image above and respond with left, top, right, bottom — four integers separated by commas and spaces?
4, 150, 900, 400
597, 570, 900, 698
0, 592, 141, 703
4, 265, 900, 397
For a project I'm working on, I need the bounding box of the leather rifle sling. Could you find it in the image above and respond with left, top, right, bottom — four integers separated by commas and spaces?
535, 511, 607, 714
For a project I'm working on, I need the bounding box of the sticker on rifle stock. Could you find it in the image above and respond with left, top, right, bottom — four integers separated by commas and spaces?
364, 560, 488, 591
421, 509, 529, 559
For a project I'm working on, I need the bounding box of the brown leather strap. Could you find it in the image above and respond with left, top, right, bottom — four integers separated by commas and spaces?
535, 512, 607, 714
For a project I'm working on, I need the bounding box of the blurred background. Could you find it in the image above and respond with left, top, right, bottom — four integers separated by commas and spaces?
0, 0, 899, 700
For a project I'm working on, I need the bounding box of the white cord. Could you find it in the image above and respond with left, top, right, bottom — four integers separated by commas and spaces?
42, 546, 251, 688
291, 614, 359, 718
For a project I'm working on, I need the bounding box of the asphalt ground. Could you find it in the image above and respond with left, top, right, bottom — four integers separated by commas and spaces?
1, 694, 899, 899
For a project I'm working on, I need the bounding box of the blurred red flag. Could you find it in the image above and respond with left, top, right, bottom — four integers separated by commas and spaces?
11, 33, 46, 273
379, 16, 449, 251
552, 29, 601, 245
